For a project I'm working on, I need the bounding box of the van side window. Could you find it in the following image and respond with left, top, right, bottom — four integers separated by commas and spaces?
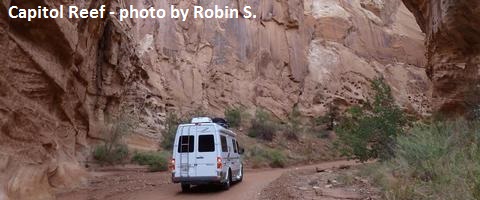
178, 136, 194, 153
220, 135, 228, 152
198, 135, 215, 152
232, 139, 238, 153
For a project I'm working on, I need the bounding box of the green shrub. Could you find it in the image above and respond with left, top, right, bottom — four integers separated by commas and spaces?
225, 106, 246, 128
268, 149, 287, 168
161, 113, 181, 150
283, 129, 299, 141
249, 154, 267, 168
335, 78, 406, 162
474, 181, 480, 200
93, 113, 135, 165
248, 109, 277, 141
472, 105, 480, 121
363, 121, 480, 200
284, 107, 301, 141
132, 151, 169, 172
93, 144, 129, 165
93, 145, 108, 161
465, 81, 480, 120
248, 146, 286, 168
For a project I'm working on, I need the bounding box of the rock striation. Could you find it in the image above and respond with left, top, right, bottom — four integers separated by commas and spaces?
131, 0, 430, 119
402, 0, 480, 116
1, 0, 151, 199
0, 0, 429, 199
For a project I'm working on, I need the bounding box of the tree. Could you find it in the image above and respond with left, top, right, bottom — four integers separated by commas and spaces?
316, 103, 339, 130
335, 78, 406, 162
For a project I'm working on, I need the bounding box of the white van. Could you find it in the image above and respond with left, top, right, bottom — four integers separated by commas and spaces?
170, 117, 244, 191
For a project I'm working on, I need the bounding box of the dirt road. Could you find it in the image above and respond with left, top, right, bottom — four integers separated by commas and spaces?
57, 160, 357, 200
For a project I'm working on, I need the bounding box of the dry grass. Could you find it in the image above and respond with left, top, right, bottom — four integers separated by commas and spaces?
359, 120, 480, 200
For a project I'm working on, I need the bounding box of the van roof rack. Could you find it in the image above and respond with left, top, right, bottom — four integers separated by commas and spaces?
212, 118, 229, 129
190, 117, 230, 129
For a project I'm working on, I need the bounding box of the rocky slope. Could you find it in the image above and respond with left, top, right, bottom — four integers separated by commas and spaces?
0, 0, 429, 199
402, 0, 480, 116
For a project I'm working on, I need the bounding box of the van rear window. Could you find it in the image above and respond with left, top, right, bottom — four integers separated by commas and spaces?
198, 135, 215, 152
178, 136, 194, 153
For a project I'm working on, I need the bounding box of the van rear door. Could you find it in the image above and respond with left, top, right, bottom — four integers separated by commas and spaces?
177, 126, 196, 177
196, 125, 218, 177
230, 138, 240, 177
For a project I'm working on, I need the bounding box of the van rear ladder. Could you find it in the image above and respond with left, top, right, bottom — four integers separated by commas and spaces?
179, 126, 193, 177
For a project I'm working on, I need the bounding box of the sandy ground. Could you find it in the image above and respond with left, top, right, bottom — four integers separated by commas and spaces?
56, 160, 360, 200
260, 164, 382, 200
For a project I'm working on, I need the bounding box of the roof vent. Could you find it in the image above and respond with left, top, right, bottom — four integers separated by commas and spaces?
191, 117, 213, 123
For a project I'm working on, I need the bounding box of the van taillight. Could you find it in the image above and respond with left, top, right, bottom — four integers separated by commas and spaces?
170, 158, 175, 171
217, 157, 222, 169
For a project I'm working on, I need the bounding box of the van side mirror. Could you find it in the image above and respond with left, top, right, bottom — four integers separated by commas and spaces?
239, 148, 245, 155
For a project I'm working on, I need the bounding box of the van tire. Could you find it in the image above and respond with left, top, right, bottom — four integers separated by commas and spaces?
238, 166, 243, 182
181, 183, 190, 192
222, 169, 231, 190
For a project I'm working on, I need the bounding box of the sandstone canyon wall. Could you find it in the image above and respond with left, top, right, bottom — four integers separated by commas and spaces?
133, 0, 430, 120
0, 0, 429, 199
402, 0, 480, 116
0, 1, 151, 199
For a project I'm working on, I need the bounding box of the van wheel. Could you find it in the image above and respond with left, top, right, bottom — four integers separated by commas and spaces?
181, 183, 190, 192
238, 166, 243, 182
222, 170, 231, 190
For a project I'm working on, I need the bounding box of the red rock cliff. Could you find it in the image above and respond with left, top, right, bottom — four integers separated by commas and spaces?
1, 0, 150, 199
402, 0, 480, 116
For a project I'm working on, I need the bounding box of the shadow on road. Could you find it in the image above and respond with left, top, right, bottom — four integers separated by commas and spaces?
177, 183, 241, 195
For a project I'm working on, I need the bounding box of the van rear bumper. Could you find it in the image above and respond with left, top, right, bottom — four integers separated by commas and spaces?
172, 172, 225, 184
